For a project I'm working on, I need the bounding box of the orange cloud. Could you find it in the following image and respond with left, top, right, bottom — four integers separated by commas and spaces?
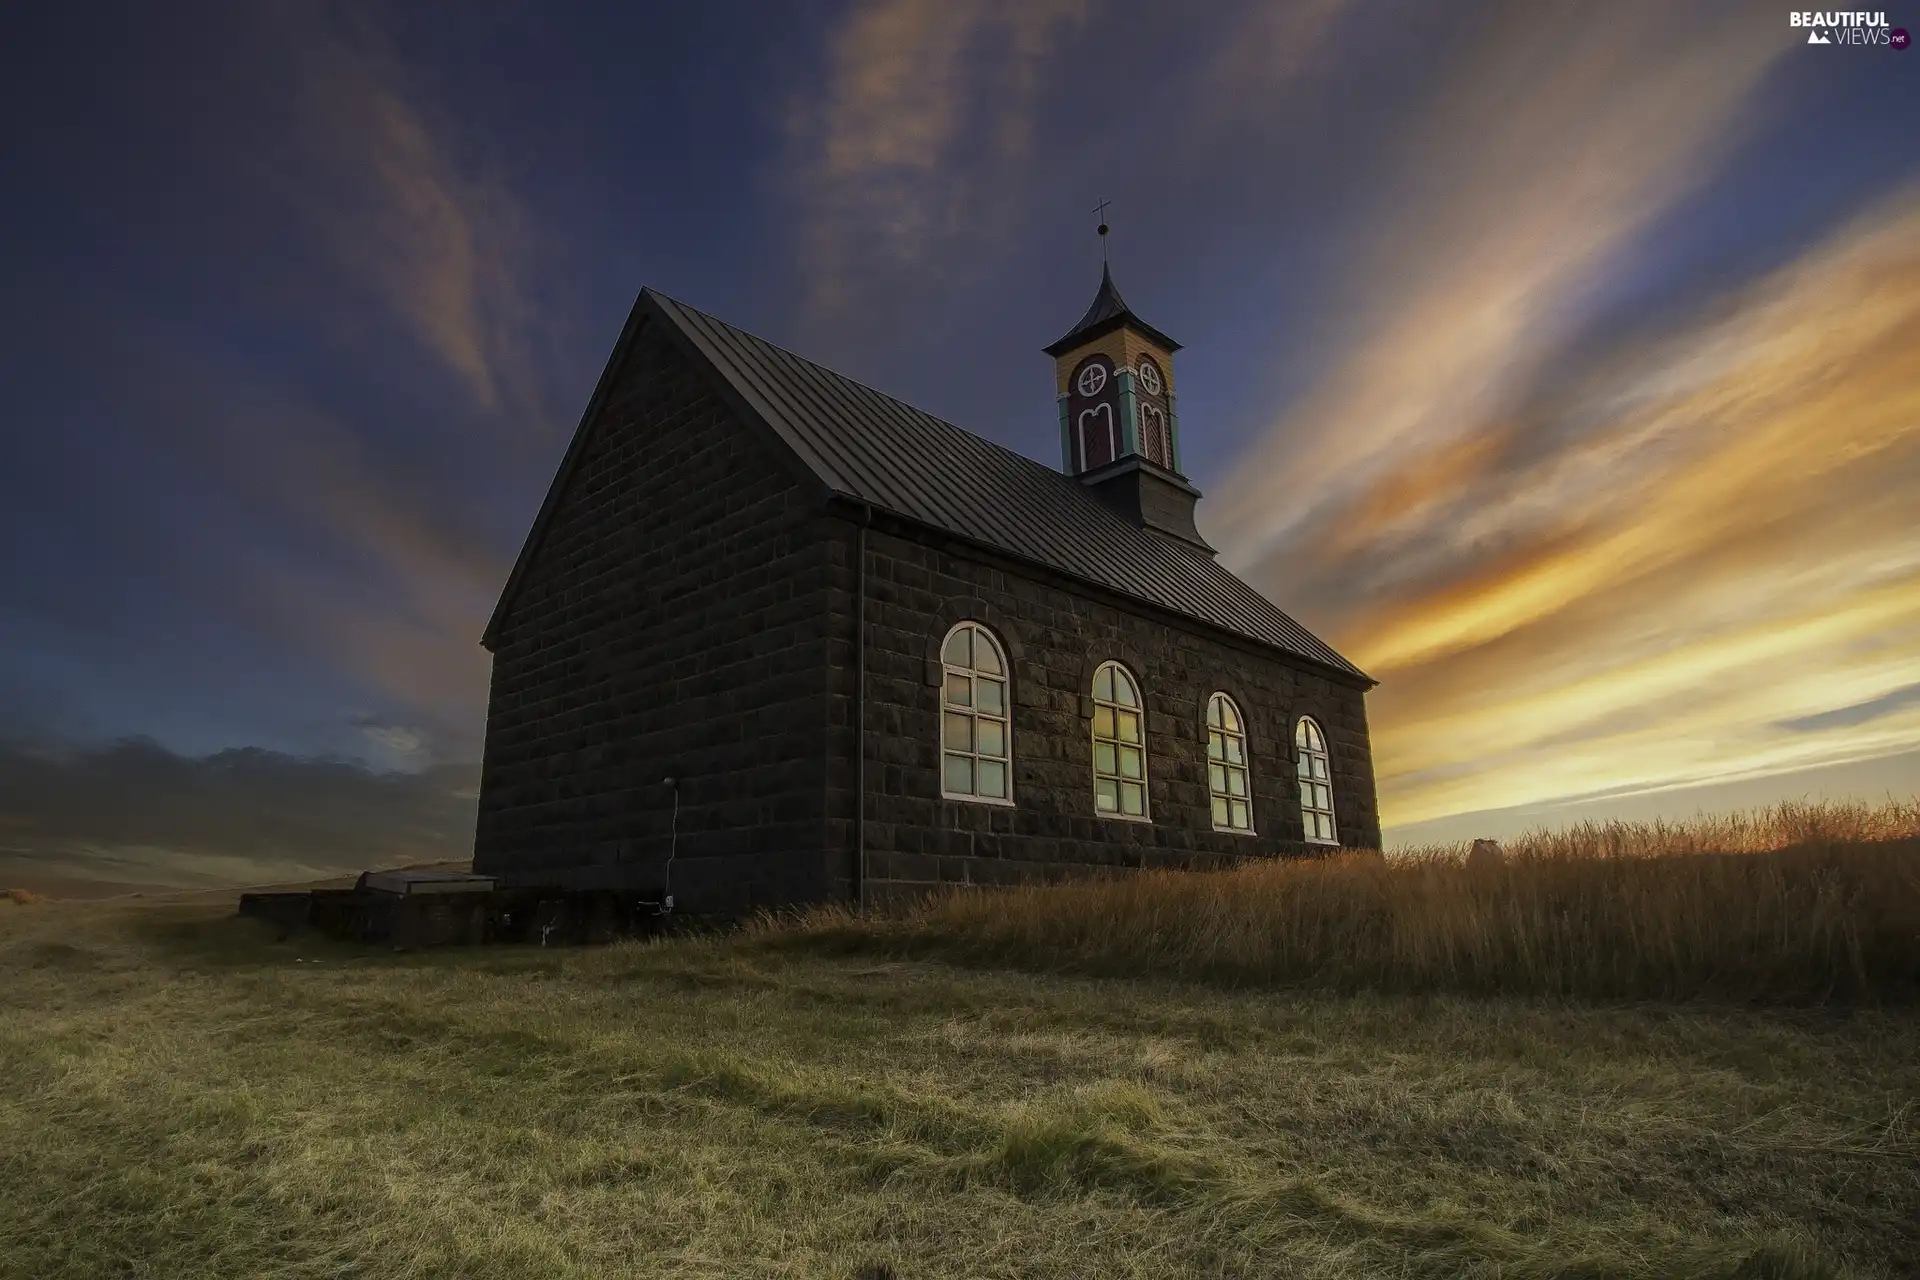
1352, 198, 1920, 677
1211, 5, 1788, 567
1300, 195, 1920, 829
1206, 6, 1919, 834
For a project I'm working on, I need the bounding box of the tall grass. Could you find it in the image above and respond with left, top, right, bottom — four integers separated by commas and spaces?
766, 799, 1920, 1002
1416, 796, 1920, 860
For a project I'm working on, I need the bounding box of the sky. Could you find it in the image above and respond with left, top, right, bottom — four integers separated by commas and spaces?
0, 0, 1915, 885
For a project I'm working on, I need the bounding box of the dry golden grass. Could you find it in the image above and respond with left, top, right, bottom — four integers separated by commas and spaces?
2, 800, 1916, 1277
1411, 797, 1920, 859
761, 800, 1920, 1003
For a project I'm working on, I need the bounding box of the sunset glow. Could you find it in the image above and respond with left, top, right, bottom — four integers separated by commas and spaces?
1, 1, 1913, 875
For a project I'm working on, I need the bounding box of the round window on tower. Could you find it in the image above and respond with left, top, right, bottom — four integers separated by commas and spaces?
1135, 358, 1163, 396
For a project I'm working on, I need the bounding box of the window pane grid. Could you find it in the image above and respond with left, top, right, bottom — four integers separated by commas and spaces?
1206, 694, 1254, 833
1091, 663, 1149, 819
941, 624, 1012, 803
1294, 716, 1337, 844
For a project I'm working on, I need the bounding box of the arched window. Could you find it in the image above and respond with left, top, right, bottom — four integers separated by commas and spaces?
1140, 404, 1170, 467
1091, 662, 1149, 819
1134, 357, 1171, 468
940, 622, 1011, 803
1295, 717, 1337, 844
1206, 693, 1253, 833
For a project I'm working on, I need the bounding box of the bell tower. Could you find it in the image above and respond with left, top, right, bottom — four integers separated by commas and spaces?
1045, 250, 1210, 552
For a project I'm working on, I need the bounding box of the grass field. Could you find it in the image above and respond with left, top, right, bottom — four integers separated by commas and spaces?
3, 802, 1918, 1279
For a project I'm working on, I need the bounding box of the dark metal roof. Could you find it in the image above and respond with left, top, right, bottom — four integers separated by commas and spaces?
648, 291, 1367, 683
1042, 263, 1182, 356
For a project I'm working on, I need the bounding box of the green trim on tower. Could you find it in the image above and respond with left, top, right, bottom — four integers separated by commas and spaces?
1057, 394, 1073, 472
1116, 369, 1141, 460
1167, 390, 1183, 474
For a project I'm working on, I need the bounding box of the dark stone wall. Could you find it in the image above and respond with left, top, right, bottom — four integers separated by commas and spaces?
474, 319, 836, 914
475, 319, 1379, 916
826, 512, 1379, 905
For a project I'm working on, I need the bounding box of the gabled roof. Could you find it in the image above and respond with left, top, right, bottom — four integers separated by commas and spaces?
483, 289, 1369, 685
1043, 263, 1182, 357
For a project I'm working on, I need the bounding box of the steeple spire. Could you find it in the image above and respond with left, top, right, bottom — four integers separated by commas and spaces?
1044, 253, 1207, 551
1043, 262, 1181, 358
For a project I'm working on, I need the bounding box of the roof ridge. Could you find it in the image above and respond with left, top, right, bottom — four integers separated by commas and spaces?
650, 290, 1089, 496
638, 288, 1369, 685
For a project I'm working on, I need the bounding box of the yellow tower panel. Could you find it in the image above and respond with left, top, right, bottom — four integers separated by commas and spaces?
1053, 329, 1178, 397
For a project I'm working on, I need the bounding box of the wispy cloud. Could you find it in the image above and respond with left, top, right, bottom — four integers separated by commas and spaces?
1191, 0, 1354, 123
350, 714, 432, 764
135, 10, 549, 754
275, 7, 545, 419
231, 400, 505, 720
1202, 4, 1920, 830
782, 0, 1368, 351
1273, 189, 1920, 828
97, 301, 509, 755
1777, 683, 1920, 734
1212, 3, 1787, 566
787, 0, 1089, 325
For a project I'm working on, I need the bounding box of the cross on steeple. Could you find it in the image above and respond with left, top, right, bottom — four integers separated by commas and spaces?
1045, 228, 1191, 511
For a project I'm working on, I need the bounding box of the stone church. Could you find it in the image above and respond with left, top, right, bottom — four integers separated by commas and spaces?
473, 266, 1379, 912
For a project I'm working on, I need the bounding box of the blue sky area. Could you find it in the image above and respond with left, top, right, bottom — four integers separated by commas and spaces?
1, 1, 1915, 878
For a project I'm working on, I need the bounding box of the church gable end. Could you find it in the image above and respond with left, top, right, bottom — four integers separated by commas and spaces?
474, 316, 836, 912
473, 265, 1379, 918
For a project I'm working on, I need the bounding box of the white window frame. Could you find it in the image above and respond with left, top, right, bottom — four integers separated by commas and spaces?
1295, 716, 1338, 844
1206, 692, 1255, 834
1090, 661, 1151, 821
939, 622, 1014, 806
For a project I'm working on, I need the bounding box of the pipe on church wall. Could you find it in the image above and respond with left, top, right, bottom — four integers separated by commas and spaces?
855, 501, 871, 911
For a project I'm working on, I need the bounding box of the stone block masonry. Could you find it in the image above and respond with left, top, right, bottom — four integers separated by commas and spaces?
474, 318, 838, 915
824, 513, 1380, 906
